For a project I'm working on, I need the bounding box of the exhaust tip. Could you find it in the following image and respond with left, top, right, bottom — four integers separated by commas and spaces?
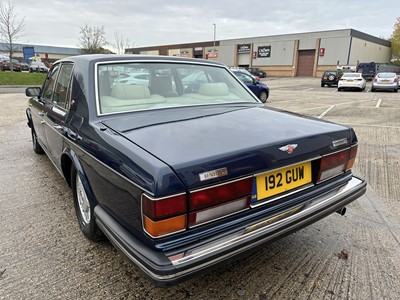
336, 207, 346, 216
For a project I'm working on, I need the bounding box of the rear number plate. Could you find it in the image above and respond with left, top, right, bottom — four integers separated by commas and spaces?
254, 162, 312, 201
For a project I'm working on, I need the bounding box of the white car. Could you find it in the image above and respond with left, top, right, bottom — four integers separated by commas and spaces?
29, 61, 48, 73
371, 72, 398, 93
338, 73, 366, 91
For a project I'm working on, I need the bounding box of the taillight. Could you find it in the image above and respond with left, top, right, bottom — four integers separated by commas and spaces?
373, 77, 378, 82
142, 193, 187, 237
318, 145, 358, 182
142, 177, 254, 237
188, 177, 253, 227
394, 77, 398, 83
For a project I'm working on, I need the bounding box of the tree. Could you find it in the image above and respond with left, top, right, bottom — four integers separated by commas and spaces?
0, 0, 25, 71
78, 24, 109, 54
391, 17, 400, 63
112, 30, 130, 55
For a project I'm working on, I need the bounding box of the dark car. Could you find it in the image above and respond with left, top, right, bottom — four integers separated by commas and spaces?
20, 62, 30, 71
246, 67, 267, 78
321, 69, 343, 87
25, 55, 366, 286
1, 59, 21, 71
232, 69, 269, 102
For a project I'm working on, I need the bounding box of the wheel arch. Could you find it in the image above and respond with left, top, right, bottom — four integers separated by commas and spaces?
63, 148, 98, 206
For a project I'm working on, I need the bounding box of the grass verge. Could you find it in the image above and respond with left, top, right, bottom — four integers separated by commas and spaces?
0, 71, 46, 85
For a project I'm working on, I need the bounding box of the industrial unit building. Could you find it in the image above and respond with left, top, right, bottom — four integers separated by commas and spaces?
0, 43, 81, 62
126, 29, 392, 77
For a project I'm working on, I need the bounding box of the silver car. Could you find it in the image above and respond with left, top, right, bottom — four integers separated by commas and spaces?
371, 72, 398, 92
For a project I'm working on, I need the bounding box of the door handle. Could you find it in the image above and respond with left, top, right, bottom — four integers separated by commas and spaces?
67, 129, 81, 141
38, 111, 47, 116
53, 124, 63, 130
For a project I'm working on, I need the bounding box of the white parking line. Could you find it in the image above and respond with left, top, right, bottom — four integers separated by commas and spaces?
376, 99, 382, 108
318, 105, 335, 119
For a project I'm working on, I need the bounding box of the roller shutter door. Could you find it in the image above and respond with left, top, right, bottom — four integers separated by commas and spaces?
297, 50, 315, 76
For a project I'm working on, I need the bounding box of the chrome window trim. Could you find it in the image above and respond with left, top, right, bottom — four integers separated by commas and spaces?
94, 59, 259, 117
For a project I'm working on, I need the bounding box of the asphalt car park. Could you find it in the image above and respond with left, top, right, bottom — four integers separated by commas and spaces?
1, 77, 400, 299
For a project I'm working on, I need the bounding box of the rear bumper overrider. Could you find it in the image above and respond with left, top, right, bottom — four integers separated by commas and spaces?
95, 176, 366, 286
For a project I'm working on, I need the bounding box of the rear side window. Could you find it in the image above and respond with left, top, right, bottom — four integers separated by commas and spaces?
53, 64, 73, 109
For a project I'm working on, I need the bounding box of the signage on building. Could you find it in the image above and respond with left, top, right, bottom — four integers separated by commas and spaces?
180, 51, 189, 57
319, 48, 325, 56
237, 44, 251, 54
194, 47, 203, 51
257, 46, 271, 58
207, 49, 218, 58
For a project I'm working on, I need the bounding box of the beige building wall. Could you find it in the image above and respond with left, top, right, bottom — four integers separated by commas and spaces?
140, 50, 160, 55
349, 37, 391, 64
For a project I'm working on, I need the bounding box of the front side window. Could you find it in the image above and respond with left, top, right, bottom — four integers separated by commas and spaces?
97, 62, 259, 115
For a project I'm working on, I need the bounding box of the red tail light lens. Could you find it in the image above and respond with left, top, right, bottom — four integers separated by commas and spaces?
189, 177, 253, 211
318, 145, 358, 182
142, 193, 187, 237
373, 77, 378, 82
142, 193, 186, 220
188, 177, 253, 227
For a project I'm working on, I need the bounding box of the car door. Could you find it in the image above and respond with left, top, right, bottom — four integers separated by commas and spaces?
29, 66, 62, 154
42, 63, 74, 171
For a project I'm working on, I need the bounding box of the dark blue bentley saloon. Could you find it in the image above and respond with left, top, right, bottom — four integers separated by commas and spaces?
25, 55, 366, 286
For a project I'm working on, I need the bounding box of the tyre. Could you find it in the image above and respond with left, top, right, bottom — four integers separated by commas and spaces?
328, 75, 335, 81
259, 90, 268, 103
371, 88, 375, 92
338, 88, 342, 92
31, 128, 45, 154
71, 165, 103, 241
321, 82, 324, 87
395, 89, 398, 93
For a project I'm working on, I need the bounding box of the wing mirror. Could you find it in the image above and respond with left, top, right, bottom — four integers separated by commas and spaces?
25, 87, 41, 97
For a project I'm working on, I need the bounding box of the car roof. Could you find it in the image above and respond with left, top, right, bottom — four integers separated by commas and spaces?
58, 54, 226, 67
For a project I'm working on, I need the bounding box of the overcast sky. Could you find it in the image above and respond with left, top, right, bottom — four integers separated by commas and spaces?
12, 0, 399, 50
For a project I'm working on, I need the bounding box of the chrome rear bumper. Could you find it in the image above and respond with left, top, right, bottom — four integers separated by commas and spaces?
95, 176, 366, 286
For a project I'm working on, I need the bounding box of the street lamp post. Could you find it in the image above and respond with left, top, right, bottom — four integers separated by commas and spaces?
213, 23, 216, 50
